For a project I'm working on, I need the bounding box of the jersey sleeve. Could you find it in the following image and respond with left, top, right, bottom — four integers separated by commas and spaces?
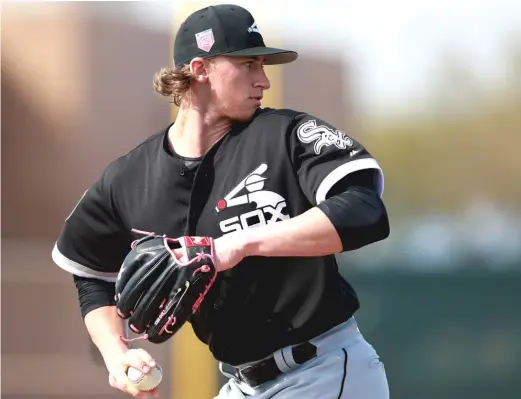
288, 113, 384, 205
51, 168, 131, 282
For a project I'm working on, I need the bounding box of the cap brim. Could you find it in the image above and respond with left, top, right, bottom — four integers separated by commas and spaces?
224, 47, 298, 65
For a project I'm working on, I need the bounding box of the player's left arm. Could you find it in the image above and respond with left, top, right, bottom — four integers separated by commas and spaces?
214, 113, 389, 267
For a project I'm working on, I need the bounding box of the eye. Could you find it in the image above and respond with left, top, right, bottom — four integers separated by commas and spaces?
244, 61, 253, 68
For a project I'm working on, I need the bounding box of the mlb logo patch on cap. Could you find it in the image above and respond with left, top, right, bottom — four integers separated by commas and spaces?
195, 29, 215, 52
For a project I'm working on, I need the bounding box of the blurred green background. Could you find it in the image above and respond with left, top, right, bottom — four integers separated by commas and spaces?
337, 39, 521, 398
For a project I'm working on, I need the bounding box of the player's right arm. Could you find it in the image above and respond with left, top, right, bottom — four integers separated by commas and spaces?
52, 168, 157, 398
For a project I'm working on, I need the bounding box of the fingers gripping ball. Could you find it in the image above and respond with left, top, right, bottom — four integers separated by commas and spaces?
127, 364, 163, 391
115, 229, 218, 344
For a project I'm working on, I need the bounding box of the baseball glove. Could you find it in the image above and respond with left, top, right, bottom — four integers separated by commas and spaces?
115, 230, 218, 344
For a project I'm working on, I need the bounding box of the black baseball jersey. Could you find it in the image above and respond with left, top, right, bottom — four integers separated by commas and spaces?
52, 107, 384, 366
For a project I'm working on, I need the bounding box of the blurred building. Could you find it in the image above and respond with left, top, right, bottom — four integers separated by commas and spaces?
2, 3, 172, 398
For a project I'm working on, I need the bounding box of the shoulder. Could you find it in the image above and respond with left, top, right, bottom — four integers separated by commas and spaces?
234, 108, 361, 156
254, 107, 303, 121
245, 108, 357, 150
99, 127, 168, 190
249, 107, 304, 128
241, 107, 314, 143
249, 108, 343, 133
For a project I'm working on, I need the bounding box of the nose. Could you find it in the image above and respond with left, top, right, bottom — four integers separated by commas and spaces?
256, 68, 271, 90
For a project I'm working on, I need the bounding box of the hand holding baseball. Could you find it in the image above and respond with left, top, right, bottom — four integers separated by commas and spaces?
127, 364, 163, 392
106, 348, 160, 398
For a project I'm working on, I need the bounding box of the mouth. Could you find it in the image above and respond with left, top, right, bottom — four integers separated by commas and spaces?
250, 96, 263, 105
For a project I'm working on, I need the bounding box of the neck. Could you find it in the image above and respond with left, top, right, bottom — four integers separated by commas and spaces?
168, 104, 232, 158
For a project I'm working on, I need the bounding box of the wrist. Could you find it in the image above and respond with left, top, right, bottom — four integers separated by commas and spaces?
95, 335, 129, 360
98, 340, 130, 371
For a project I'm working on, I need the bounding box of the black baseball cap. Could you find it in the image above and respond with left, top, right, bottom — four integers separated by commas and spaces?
173, 4, 298, 67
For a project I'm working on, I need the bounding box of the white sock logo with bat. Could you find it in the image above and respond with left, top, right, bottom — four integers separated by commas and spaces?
217, 163, 290, 234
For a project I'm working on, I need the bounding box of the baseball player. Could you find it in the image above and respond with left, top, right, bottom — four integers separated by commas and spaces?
52, 4, 390, 399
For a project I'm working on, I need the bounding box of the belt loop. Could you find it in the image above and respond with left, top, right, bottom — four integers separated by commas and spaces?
219, 362, 239, 381
281, 346, 299, 368
273, 349, 293, 373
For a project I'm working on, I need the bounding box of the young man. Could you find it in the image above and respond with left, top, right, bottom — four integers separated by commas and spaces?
52, 4, 391, 399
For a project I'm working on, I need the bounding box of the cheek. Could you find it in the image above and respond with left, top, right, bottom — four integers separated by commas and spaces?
217, 81, 245, 107
213, 79, 233, 102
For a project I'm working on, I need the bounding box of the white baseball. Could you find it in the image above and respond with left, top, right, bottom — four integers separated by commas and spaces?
127, 364, 163, 391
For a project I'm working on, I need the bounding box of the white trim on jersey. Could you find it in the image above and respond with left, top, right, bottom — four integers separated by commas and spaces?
51, 243, 119, 282
315, 158, 384, 204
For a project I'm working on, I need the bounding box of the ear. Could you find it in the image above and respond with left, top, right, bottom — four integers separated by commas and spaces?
189, 57, 209, 83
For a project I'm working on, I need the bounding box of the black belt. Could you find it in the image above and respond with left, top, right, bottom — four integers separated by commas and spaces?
233, 341, 318, 387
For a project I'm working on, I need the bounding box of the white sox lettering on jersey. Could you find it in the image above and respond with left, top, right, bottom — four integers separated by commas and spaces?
216, 163, 290, 234
297, 119, 354, 155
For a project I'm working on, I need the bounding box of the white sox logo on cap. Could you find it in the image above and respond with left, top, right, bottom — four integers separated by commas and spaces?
247, 22, 260, 34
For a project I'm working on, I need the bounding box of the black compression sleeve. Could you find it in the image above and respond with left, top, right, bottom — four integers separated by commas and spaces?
317, 170, 390, 251
73, 274, 116, 319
